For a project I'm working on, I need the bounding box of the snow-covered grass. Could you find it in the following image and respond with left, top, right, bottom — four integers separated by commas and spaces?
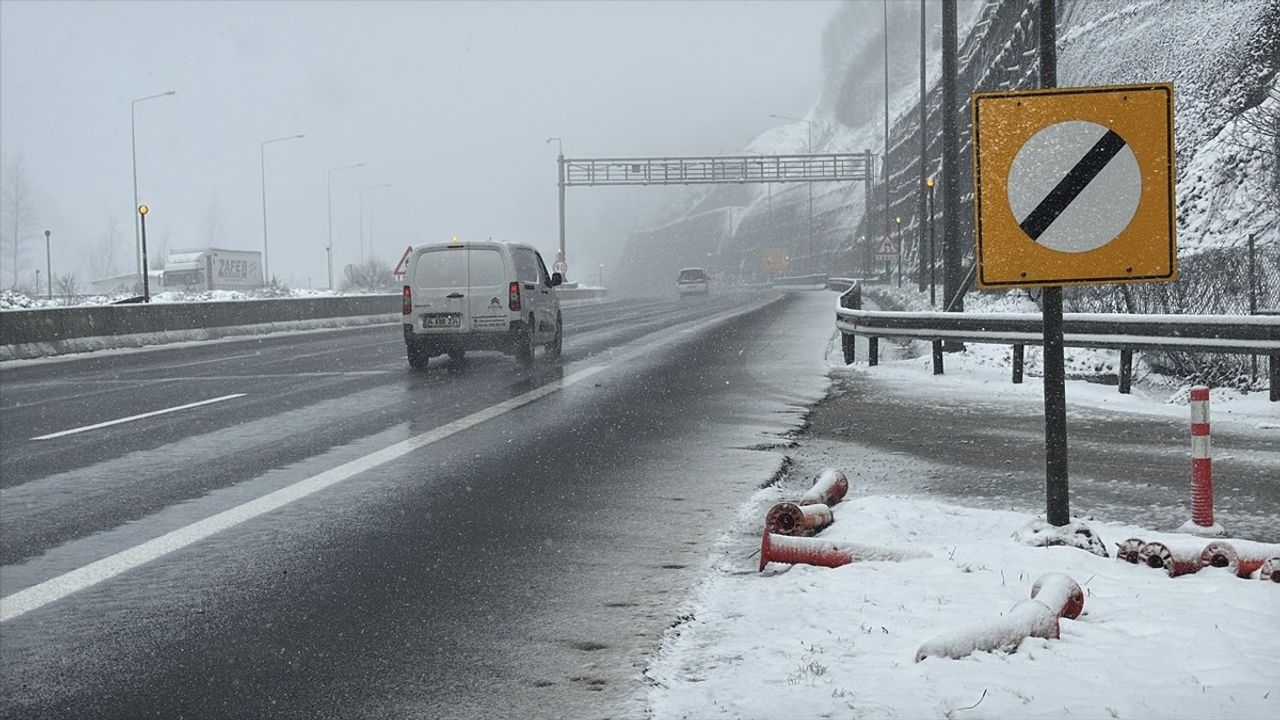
862, 283, 1280, 413
648, 492, 1280, 719
0, 287, 360, 311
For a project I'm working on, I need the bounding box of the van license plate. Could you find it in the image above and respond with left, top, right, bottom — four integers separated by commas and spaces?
423, 314, 461, 329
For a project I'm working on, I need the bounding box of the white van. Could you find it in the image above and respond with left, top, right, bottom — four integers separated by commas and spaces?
402, 239, 563, 369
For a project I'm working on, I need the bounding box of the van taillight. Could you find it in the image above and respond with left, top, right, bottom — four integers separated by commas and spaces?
402, 285, 412, 315
509, 281, 521, 311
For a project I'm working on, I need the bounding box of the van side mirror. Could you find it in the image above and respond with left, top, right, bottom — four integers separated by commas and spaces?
550, 272, 563, 287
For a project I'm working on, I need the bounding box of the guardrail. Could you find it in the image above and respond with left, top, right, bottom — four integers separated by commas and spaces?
835, 283, 1280, 401
773, 273, 829, 290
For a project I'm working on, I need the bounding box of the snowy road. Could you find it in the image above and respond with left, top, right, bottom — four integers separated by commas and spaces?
0, 290, 834, 719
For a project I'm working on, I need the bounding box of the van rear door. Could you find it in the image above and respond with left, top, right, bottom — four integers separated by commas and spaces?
465, 247, 510, 333
412, 246, 470, 332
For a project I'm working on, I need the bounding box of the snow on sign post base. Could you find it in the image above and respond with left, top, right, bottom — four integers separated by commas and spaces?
971, 79, 1177, 542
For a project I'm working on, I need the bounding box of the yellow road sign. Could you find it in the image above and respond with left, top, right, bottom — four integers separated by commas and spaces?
972, 83, 1176, 288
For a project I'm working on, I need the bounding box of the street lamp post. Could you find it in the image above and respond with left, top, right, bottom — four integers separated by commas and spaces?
261, 134, 305, 285
359, 184, 391, 264
326, 163, 364, 290
768, 114, 815, 271
131, 90, 176, 285
883, 0, 893, 249
44, 230, 51, 299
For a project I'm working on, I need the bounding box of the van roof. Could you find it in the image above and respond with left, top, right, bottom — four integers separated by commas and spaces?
413, 240, 537, 253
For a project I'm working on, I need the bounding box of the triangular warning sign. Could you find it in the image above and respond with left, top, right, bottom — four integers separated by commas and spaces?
392, 245, 413, 276
875, 236, 898, 255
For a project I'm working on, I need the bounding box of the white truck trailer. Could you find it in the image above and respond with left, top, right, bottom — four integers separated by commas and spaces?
163, 248, 264, 291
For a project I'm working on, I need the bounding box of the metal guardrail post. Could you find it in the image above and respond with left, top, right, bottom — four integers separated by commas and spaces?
1012, 344, 1024, 384
1119, 349, 1134, 394
1271, 354, 1279, 403
932, 340, 944, 375
839, 284, 861, 364
868, 337, 879, 366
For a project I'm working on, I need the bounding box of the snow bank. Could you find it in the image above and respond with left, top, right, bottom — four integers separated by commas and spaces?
647, 493, 1280, 719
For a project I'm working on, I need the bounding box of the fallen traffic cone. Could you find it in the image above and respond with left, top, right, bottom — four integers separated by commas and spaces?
799, 469, 848, 506
915, 573, 1083, 662
1259, 558, 1280, 583
759, 533, 852, 571
764, 502, 833, 537
1115, 538, 1146, 564
1030, 573, 1085, 620
1198, 541, 1273, 579
1139, 541, 1202, 578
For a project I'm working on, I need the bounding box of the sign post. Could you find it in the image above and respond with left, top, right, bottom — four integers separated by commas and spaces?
972, 9, 1175, 529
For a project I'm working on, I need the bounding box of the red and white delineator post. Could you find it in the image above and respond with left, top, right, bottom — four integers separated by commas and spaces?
1180, 386, 1226, 537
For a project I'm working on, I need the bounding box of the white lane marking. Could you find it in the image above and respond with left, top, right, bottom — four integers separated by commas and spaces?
0, 298, 775, 623
30, 394, 248, 441
1, 365, 605, 622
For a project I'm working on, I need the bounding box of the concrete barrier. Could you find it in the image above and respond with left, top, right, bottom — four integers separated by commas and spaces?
1, 287, 608, 360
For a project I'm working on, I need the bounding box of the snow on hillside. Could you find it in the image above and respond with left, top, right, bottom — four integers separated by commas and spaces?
1059, 0, 1279, 254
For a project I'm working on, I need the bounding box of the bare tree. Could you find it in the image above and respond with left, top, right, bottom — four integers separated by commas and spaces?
202, 195, 229, 248
1, 155, 37, 289
341, 257, 396, 292
53, 271, 79, 301
90, 215, 127, 279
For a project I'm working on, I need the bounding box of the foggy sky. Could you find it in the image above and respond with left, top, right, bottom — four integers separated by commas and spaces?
0, 0, 836, 288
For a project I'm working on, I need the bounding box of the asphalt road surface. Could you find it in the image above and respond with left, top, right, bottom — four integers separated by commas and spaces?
0, 290, 831, 719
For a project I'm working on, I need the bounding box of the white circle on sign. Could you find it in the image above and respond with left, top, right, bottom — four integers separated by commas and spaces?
553, 261, 568, 273
1006, 119, 1140, 254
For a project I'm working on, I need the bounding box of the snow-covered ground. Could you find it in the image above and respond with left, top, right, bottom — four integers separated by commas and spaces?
0, 287, 353, 311
647, 492, 1280, 719
646, 287, 1279, 719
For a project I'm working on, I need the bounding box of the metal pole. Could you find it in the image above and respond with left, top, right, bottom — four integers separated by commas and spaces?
139, 205, 151, 302
35, 270, 41, 298
131, 103, 139, 281
883, 0, 892, 249
261, 135, 305, 285
941, 0, 964, 319
557, 153, 567, 274
130, 91, 175, 287
1038, 0, 1069, 527
1249, 233, 1258, 380
917, 0, 928, 292
260, 143, 269, 282
928, 181, 936, 306
327, 171, 334, 290
325, 163, 364, 290
807, 121, 814, 272
44, 230, 51, 299
895, 218, 902, 287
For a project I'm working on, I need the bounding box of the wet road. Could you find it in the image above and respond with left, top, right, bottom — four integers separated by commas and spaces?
0, 290, 834, 719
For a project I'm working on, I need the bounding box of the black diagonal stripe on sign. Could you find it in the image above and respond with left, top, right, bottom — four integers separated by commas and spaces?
1019, 128, 1128, 242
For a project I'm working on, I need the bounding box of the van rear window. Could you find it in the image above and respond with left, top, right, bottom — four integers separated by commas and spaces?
413, 248, 506, 288
414, 249, 468, 288
679, 269, 708, 282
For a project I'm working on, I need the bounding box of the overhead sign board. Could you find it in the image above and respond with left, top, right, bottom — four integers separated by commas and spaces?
972, 83, 1176, 288
875, 235, 899, 257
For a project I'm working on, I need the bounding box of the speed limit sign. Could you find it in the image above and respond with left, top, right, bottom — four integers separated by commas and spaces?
552, 260, 568, 275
